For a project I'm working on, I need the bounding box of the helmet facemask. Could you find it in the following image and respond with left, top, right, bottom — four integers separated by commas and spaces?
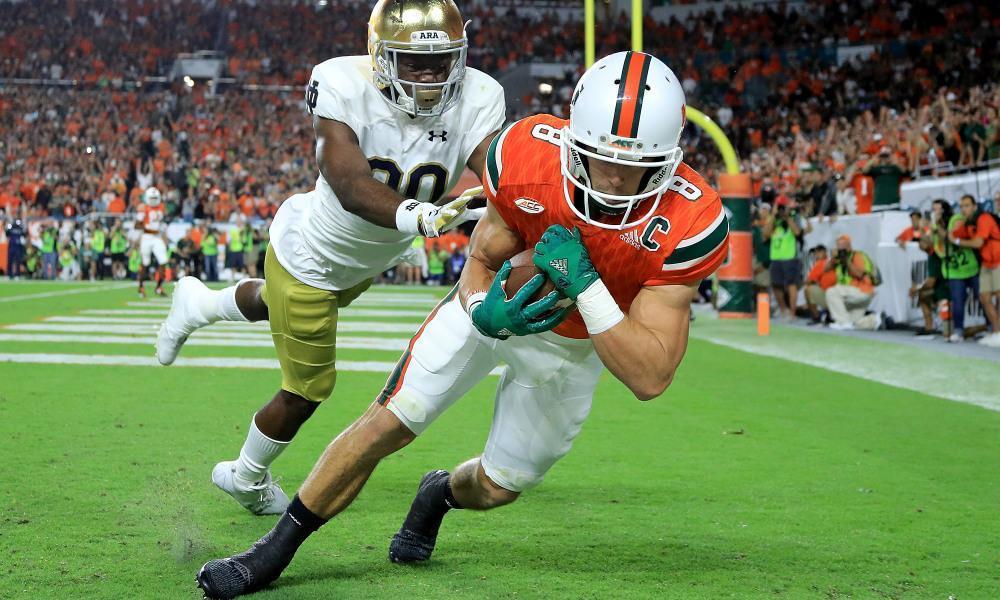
560, 126, 682, 230
371, 30, 467, 118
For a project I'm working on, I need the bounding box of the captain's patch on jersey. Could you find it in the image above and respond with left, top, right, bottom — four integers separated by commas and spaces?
514, 197, 545, 214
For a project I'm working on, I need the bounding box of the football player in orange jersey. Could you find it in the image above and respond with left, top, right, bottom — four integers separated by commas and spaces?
196, 51, 728, 598
136, 187, 168, 297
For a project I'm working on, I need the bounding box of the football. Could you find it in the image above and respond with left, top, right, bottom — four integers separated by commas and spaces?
503, 249, 574, 313
504, 248, 553, 302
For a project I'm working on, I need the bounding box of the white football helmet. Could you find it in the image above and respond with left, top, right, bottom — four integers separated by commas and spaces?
562, 51, 686, 229
143, 187, 162, 207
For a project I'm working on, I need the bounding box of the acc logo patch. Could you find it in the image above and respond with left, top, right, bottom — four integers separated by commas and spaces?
514, 197, 545, 214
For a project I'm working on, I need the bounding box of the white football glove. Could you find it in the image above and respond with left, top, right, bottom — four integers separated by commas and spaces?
395, 186, 485, 238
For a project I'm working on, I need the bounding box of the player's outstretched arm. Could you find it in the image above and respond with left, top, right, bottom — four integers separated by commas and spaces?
314, 116, 475, 237
589, 284, 696, 401
314, 116, 405, 228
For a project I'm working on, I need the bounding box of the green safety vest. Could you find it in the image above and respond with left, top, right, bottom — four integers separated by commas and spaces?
59, 249, 74, 268
228, 228, 244, 252
41, 229, 57, 253
940, 215, 979, 280
427, 250, 445, 275
769, 223, 797, 261
202, 234, 219, 256
92, 229, 106, 252
26, 253, 39, 270
834, 251, 873, 285
128, 249, 141, 273
241, 228, 254, 251
110, 233, 128, 254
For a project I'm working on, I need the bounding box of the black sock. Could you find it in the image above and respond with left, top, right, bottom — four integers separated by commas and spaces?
259, 495, 327, 558
286, 495, 327, 534
401, 472, 461, 539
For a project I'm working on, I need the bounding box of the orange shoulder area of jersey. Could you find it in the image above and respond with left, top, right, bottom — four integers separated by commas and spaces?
482, 113, 566, 203
644, 163, 730, 287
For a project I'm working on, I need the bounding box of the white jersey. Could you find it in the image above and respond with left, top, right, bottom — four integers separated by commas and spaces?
270, 55, 506, 291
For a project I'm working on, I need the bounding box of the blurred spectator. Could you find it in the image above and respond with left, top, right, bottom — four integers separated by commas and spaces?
932, 198, 979, 343
39, 222, 58, 279
950, 195, 1000, 346
110, 223, 129, 279
804, 245, 836, 325
762, 196, 807, 319
824, 235, 882, 331
864, 146, 906, 211
909, 235, 946, 338
202, 228, 220, 282
896, 211, 930, 248
58, 242, 80, 280
5, 218, 26, 278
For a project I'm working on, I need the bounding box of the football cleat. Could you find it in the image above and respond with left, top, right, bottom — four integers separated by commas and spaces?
155, 276, 210, 365
196, 530, 291, 599
211, 461, 290, 516
388, 470, 450, 563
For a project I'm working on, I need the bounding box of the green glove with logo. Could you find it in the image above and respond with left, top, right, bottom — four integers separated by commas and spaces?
469, 261, 572, 339
532, 225, 600, 300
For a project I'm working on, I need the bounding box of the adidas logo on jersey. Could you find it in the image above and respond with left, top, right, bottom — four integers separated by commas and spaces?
549, 258, 569, 276
619, 229, 643, 250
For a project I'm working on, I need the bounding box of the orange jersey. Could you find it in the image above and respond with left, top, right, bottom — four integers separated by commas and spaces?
851, 172, 874, 214
137, 203, 166, 234
484, 114, 729, 339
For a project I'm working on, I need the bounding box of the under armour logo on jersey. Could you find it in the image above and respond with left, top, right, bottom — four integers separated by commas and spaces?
549, 258, 569, 276
619, 229, 643, 250
428, 130, 448, 142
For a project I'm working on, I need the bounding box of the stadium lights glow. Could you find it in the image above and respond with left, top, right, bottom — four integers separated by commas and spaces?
184, 76, 195, 88
318, 0, 328, 5
86, 146, 93, 154
538, 82, 553, 95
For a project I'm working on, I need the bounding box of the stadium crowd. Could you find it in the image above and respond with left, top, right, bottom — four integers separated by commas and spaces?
1, 0, 999, 343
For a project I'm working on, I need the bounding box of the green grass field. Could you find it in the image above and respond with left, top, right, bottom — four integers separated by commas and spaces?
1, 281, 997, 599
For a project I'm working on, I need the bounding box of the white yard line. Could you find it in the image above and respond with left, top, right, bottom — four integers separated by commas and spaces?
0, 352, 502, 375
81, 308, 431, 318
0, 333, 408, 351
7, 321, 419, 335
0, 283, 132, 303
36, 317, 420, 334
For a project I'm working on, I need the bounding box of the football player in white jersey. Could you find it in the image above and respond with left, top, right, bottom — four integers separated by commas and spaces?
136, 187, 168, 298
154, 0, 505, 516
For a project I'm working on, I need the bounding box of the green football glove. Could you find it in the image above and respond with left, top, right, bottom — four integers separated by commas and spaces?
532, 225, 600, 300
469, 261, 572, 339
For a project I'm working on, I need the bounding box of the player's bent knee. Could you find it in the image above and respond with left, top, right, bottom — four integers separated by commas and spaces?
479, 461, 531, 505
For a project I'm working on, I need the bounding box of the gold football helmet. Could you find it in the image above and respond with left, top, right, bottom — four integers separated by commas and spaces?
368, 0, 467, 117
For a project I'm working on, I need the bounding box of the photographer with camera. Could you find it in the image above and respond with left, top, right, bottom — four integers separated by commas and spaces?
949, 194, 1000, 346
823, 235, 882, 330
805, 245, 837, 324
762, 195, 809, 319
933, 197, 980, 343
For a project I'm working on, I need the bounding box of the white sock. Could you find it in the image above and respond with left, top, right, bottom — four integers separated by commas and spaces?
233, 416, 290, 487
196, 281, 250, 323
